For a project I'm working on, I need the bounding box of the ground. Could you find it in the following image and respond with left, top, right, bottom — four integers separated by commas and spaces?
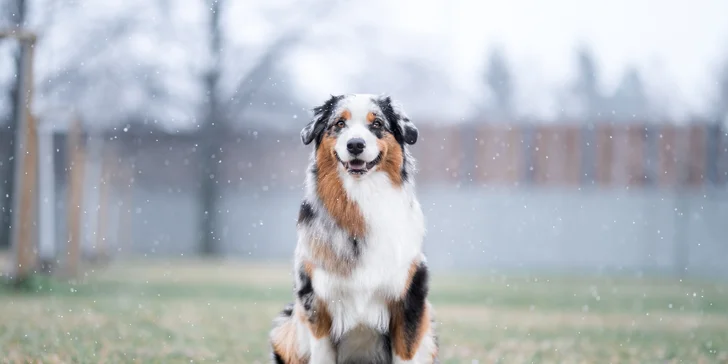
1, 258, 728, 363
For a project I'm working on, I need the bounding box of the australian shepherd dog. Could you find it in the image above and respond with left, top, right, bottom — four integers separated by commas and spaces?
269, 94, 438, 363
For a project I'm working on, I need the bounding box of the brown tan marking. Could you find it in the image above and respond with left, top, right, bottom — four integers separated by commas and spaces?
271, 306, 309, 363
339, 109, 351, 121
388, 258, 430, 360
376, 133, 405, 186
308, 236, 355, 276
315, 134, 366, 238
366, 111, 376, 123
389, 303, 432, 361
297, 262, 333, 340
299, 299, 333, 339
302, 260, 315, 277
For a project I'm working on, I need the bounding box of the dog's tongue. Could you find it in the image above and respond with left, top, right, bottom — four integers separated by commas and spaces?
349, 160, 366, 170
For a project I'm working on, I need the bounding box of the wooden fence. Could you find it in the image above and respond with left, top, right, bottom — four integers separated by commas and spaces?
0, 122, 725, 193
414, 123, 728, 188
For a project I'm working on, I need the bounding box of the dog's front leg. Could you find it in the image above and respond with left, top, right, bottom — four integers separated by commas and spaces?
389, 262, 439, 363
297, 264, 336, 363
305, 299, 336, 363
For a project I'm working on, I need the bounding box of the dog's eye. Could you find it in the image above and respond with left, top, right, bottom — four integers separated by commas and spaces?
371, 120, 383, 129
336, 119, 346, 128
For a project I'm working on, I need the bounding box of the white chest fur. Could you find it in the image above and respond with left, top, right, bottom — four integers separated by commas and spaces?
311, 170, 426, 339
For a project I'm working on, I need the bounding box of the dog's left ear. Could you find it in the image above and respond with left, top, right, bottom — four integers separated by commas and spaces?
301, 95, 342, 145
377, 96, 418, 145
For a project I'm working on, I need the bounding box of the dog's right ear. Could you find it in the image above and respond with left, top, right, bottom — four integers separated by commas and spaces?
301, 95, 342, 145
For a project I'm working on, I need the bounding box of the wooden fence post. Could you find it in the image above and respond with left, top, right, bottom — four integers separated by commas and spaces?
7, 33, 38, 283
65, 116, 85, 278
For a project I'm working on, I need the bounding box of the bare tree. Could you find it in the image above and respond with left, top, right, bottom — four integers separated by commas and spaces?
608, 66, 649, 122
197, 0, 341, 255
485, 46, 514, 120
572, 45, 605, 122
0, 0, 26, 249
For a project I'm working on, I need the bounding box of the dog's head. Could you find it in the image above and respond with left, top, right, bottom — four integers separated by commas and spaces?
301, 94, 418, 181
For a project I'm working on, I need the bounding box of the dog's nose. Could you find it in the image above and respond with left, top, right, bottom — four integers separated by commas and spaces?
346, 138, 366, 155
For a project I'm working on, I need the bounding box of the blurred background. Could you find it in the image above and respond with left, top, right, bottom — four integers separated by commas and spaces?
0, 0, 728, 363
3, 0, 726, 277
1, 0, 728, 362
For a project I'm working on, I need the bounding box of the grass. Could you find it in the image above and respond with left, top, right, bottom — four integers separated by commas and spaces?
1, 259, 728, 363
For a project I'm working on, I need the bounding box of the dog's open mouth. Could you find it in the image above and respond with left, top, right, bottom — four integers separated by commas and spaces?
342, 154, 382, 175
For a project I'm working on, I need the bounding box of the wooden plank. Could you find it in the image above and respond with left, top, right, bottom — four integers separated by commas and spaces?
65, 118, 85, 277
14, 113, 38, 279
595, 124, 614, 187
611, 125, 647, 187
10, 39, 38, 281
531, 125, 581, 186
657, 125, 679, 187
413, 125, 461, 184
686, 125, 706, 187
475, 124, 523, 185
563, 126, 582, 186
720, 128, 728, 185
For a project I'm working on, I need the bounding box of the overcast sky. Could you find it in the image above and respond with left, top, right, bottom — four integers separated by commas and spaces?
3, 0, 728, 127
286, 0, 728, 121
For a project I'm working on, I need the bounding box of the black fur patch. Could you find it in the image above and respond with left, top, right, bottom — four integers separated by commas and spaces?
401, 117, 418, 144
375, 97, 406, 147
297, 269, 314, 312
273, 351, 285, 364
380, 333, 393, 364
403, 262, 429, 351
281, 303, 294, 317
375, 96, 412, 182
298, 201, 315, 225
369, 122, 386, 139
400, 153, 409, 183
349, 237, 361, 257
310, 95, 344, 147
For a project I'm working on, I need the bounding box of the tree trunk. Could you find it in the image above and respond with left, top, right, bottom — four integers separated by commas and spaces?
199, 0, 223, 255
0, 0, 26, 249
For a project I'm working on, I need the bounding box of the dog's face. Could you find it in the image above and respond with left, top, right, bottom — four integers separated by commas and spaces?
301, 94, 418, 178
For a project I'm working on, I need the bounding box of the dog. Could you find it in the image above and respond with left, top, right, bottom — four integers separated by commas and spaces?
269, 94, 439, 363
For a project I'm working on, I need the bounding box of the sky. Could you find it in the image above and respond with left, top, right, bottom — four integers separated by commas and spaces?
287, 0, 728, 122
2, 0, 728, 128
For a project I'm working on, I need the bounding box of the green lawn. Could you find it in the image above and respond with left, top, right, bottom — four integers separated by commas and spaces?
1, 259, 728, 363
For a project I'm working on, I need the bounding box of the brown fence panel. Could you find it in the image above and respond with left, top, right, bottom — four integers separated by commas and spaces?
686, 125, 707, 187
611, 125, 647, 187
720, 128, 728, 184
595, 124, 614, 186
414, 125, 462, 184
531, 125, 580, 186
657, 125, 679, 187
474, 124, 523, 185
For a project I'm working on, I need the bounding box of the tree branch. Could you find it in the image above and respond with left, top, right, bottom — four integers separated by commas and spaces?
222, 0, 341, 118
